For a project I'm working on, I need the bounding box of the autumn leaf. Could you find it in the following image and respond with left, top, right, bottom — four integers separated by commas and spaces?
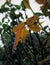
40, 4, 46, 10
26, 15, 41, 32
40, 3, 50, 19
36, 0, 50, 19
47, 3, 50, 9
23, 0, 30, 9
11, 22, 29, 49
36, 0, 47, 4
11, 22, 25, 32
13, 30, 21, 49
48, 32, 50, 35
26, 15, 39, 26
20, 27, 29, 41
29, 25, 41, 32
40, 3, 50, 10
46, 11, 50, 19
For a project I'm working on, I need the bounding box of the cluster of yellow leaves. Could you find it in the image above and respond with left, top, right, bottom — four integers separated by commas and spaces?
11, 15, 41, 49
36, 0, 50, 19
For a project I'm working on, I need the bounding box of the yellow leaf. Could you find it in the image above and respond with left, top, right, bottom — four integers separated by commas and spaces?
26, 15, 39, 26
11, 22, 25, 33
29, 25, 41, 32
26, 15, 41, 32
20, 27, 29, 41
13, 30, 21, 49
12, 22, 29, 49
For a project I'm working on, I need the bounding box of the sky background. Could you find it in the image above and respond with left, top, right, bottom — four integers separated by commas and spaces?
0, 0, 50, 47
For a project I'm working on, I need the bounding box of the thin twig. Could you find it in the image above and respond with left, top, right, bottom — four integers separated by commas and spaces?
41, 35, 50, 50
38, 56, 50, 65
25, 0, 35, 14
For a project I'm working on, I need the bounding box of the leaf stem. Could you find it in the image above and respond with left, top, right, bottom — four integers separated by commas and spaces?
25, 0, 35, 15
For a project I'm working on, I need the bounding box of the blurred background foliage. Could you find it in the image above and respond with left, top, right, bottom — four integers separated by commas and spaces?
0, 0, 50, 65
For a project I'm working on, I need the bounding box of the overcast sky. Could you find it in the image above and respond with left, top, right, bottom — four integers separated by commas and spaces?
0, 0, 50, 47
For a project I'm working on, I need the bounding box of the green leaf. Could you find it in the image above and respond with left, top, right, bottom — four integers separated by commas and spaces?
42, 6, 47, 16
35, 13, 44, 16
47, 42, 50, 46
0, 22, 2, 25
2, 24, 7, 28
47, 39, 50, 46
0, 28, 2, 34
3, 32, 11, 43
10, 12, 17, 19
48, 0, 50, 3
0, 7, 9, 13
2, 24, 11, 31
5, 1, 10, 5
44, 26, 48, 30
2, 24, 8, 32
2, 18, 5, 22
11, 7, 16, 11
15, 5, 21, 9
21, 1, 25, 9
